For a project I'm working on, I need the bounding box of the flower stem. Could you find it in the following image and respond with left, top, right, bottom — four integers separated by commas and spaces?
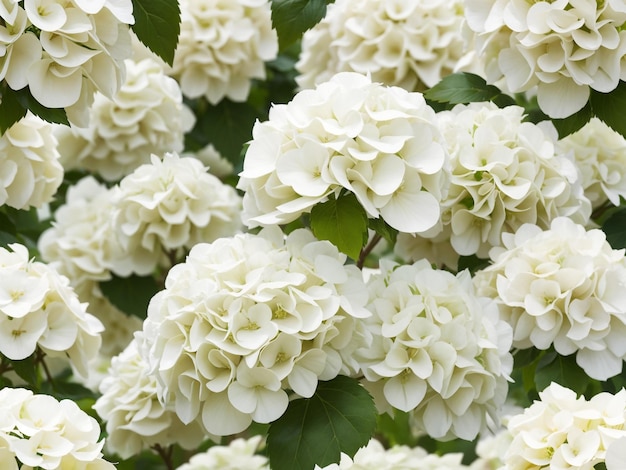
358, 234, 382, 269
153, 444, 175, 470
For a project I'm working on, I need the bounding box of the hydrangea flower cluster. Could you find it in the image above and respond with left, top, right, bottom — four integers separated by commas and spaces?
474, 217, 626, 381
0, 387, 115, 469
0, 243, 104, 377
464, 0, 626, 118
357, 259, 513, 441
505, 382, 626, 469
238, 72, 450, 234
433, 102, 590, 259
176, 436, 269, 470
140, 227, 370, 436
55, 58, 193, 182
0, 113, 63, 210
557, 117, 626, 210
171, 0, 278, 104
94, 337, 206, 459
296, 0, 469, 91
0, 0, 134, 126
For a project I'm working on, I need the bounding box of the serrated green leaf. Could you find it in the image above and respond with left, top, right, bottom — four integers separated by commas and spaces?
15, 88, 69, 126
131, 0, 180, 66
601, 207, 626, 249
99, 274, 161, 319
424, 73, 515, 107
0, 87, 27, 133
271, 0, 331, 50
267, 376, 377, 470
551, 101, 592, 138
310, 192, 368, 260
590, 82, 626, 138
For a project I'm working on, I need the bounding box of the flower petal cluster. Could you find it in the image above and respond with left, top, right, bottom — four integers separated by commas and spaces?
171, 0, 278, 104
0, 387, 115, 469
356, 258, 513, 441
94, 336, 206, 459
505, 382, 626, 469
237, 72, 450, 234
0, 113, 63, 210
176, 435, 269, 470
0, 243, 104, 377
0, 0, 134, 126
474, 217, 626, 381
557, 117, 626, 209
110, 151, 243, 276
434, 102, 590, 259
55, 58, 193, 182
464, 0, 626, 118
140, 226, 370, 436
296, 0, 469, 92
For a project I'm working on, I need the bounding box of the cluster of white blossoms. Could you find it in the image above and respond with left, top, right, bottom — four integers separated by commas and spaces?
94, 337, 206, 459
176, 436, 269, 470
238, 72, 450, 234
140, 226, 370, 436
0, 114, 63, 210
171, 0, 278, 104
55, 57, 193, 182
296, 0, 469, 91
356, 259, 513, 441
110, 152, 243, 276
0, 243, 103, 377
474, 217, 626, 381
0, 387, 115, 469
505, 382, 626, 469
557, 117, 626, 210
0, 0, 134, 126
432, 102, 590, 259
464, 0, 626, 118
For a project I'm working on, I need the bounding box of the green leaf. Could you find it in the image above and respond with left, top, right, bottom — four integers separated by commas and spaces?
131, 0, 181, 66
534, 351, 592, 395
551, 101, 592, 139
267, 376, 377, 470
271, 0, 332, 50
310, 192, 369, 260
424, 73, 515, 107
368, 217, 397, 247
0, 87, 27, 133
10, 354, 39, 385
601, 206, 626, 249
99, 274, 161, 319
15, 88, 69, 126
590, 82, 626, 138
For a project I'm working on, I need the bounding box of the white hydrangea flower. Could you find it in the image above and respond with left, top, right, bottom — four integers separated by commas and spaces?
171, 0, 278, 104
0, 113, 63, 210
434, 102, 590, 258
176, 435, 269, 470
0, 387, 115, 469
505, 382, 626, 469
237, 72, 450, 234
356, 258, 513, 441
55, 57, 193, 182
182, 143, 235, 179
296, 0, 471, 91
606, 436, 626, 470
474, 217, 626, 381
109, 152, 243, 276
464, 0, 626, 118
0, 243, 104, 377
557, 117, 626, 209
140, 226, 370, 436
394, 231, 460, 271
94, 336, 206, 459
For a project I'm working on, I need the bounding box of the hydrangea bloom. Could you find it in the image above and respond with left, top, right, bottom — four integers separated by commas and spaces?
94, 337, 206, 459
557, 117, 626, 209
0, 387, 115, 469
0, 243, 104, 377
140, 227, 370, 436
474, 217, 626, 381
237, 72, 450, 234
505, 382, 626, 469
464, 0, 626, 118
356, 259, 513, 441
434, 102, 590, 258
171, 0, 278, 104
55, 58, 193, 181
296, 0, 469, 91
176, 435, 269, 470
109, 152, 243, 276
182, 143, 235, 179
0, 113, 63, 210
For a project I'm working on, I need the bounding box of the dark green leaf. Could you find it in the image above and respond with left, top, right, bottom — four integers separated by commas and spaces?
551, 101, 592, 138
99, 274, 161, 319
534, 352, 592, 395
15, 88, 69, 126
368, 217, 397, 247
424, 73, 515, 107
0, 87, 27, 133
457, 254, 489, 275
271, 0, 331, 50
513, 347, 542, 369
131, 0, 181, 66
267, 376, 377, 470
10, 354, 39, 385
590, 81, 626, 138
310, 192, 369, 260
601, 206, 626, 249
